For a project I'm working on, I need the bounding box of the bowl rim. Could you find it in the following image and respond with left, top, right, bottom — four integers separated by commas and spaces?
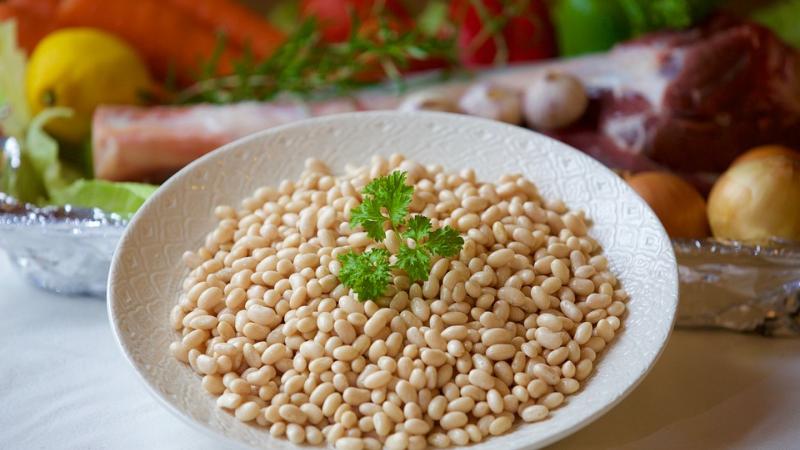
108, 110, 678, 450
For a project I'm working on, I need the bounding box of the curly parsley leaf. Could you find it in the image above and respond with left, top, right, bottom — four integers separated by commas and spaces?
394, 244, 431, 283
365, 171, 414, 228
337, 248, 392, 301
351, 171, 414, 240
424, 226, 464, 257
338, 171, 465, 302
350, 200, 387, 241
402, 215, 432, 242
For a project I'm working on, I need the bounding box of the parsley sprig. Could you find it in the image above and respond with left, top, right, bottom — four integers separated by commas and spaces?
339, 171, 464, 301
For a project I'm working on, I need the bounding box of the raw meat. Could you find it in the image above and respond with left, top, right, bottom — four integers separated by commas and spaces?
92, 15, 800, 181
605, 15, 800, 172
96, 101, 319, 181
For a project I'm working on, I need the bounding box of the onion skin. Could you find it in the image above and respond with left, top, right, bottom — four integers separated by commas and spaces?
627, 172, 710, 238
731, 145, 800, 167
708, 155, 800, 243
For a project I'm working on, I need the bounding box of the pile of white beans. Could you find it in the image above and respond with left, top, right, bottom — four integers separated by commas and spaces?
170, 154, 626, 450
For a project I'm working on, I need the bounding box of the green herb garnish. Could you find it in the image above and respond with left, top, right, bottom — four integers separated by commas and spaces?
338, 171, 464, 301
351, 170, 414, 240
176, 15, 456, 104
338, 248, 393, 302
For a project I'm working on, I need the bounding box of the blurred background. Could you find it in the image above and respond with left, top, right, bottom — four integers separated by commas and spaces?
1, 5, 799, 450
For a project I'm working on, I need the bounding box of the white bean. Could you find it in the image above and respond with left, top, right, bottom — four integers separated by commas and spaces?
172, 156, 624, 447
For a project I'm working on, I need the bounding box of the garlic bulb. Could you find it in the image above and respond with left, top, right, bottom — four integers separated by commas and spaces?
398, 90, 459, 113
523, 71, 588, 130
457, 83, 522, 124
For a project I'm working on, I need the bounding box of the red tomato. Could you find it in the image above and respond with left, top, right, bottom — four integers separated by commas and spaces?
300, 0, 409, 43
452, 0, 556, 66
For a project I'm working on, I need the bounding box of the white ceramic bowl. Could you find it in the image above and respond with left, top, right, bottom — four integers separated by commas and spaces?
108, 111, 678, 449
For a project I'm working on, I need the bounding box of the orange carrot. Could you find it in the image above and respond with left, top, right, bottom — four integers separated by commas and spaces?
0, 3, 55, 53
8, 0, 62, 17
56, 0, 241, 83
166, 0, 284, 59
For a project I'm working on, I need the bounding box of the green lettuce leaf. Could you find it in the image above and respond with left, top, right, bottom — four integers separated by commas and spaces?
1, 20, 156, 215
0, 20, 45, 202
0, 21, 30, 138
51, 179, 157, 214
25, 108, 156, 214
0, 138, 47, 204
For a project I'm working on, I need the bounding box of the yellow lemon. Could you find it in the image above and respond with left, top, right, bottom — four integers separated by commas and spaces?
25, 28, 152, 144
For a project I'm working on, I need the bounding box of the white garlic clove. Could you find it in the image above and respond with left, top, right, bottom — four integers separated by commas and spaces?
398, 90, 459, 113
458, 83, 522, 124
523, 71, 589, 130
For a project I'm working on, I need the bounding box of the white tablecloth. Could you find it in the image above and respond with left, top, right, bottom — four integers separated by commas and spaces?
2, 251, 799, 450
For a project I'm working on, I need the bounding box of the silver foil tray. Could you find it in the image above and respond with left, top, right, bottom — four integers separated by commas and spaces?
1, 195, 798, 336
0, 193, 127, 296
673, 239, 800, 337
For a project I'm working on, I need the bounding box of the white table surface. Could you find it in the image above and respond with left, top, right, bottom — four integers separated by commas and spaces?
1, 251, 798, 450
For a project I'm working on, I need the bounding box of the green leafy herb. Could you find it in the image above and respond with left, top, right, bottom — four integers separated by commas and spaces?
402, 215, 433, 242
351, 170, 414, 240
338, 248, 393, 302
396, 214, 463, 282
425, 226, 465, 257
176, 16, 456, 104
337, 171, 464, 301
394, 244, 431, 284
350, 199, 387, 241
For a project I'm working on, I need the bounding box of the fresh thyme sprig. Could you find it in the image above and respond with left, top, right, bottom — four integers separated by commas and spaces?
175, 16, 456, 104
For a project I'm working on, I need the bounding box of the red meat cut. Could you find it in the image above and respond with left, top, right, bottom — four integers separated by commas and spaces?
596, 15, 800, 172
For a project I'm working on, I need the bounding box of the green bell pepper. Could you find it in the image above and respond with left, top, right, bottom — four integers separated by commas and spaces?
552, 0, 631, 56
552, 0, 723, 56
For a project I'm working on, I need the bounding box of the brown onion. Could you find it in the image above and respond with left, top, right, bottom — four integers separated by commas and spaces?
708, 154, 800, 243
731, 145, 800, 167
627, 172, 709, 238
